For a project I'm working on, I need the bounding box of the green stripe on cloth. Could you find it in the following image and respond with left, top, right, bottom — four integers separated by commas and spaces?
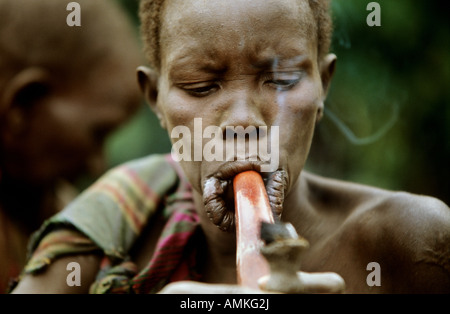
26, 154, 179, 266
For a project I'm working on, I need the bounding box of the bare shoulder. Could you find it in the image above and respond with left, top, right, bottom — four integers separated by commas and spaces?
302, 170, 449, 228
302, 171, 450, 293
353, 190, 450, 293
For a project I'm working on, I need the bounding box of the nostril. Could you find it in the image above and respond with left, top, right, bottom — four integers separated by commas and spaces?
257, 126, 267, 138
223, 126, 232, 141
223, 125, 264, 141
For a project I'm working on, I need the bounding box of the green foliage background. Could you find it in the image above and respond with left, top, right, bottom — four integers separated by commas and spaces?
106, 0, 449, 205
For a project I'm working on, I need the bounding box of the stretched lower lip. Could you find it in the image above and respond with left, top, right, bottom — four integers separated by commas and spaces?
202, 160, 286, 232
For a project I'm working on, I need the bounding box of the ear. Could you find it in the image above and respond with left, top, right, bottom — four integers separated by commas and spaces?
317, 53, 337, 122
0, 67, 50, 135
136, 66, 166, 130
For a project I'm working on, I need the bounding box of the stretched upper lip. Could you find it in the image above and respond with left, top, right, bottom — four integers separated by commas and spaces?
213, 160, 272, 181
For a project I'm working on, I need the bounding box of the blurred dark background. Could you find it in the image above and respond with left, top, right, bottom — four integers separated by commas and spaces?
106, 0, 449, 205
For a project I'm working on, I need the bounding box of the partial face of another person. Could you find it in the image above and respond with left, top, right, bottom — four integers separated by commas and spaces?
147, 0, 335, 230
3, 64, 140, 185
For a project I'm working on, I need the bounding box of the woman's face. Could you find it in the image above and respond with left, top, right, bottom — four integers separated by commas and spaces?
153, 0, 334, 231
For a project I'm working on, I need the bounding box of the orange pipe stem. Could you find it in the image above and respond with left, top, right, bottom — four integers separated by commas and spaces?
234, 170, 274, 289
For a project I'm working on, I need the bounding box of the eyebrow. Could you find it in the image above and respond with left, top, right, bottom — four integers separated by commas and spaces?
168, 52, 311, 80
251, 55, 310, 70
169, 57, 227, 80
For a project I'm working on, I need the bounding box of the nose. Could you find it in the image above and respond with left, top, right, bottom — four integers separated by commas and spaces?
220, 88, 267, 136
218, 88, 270, 162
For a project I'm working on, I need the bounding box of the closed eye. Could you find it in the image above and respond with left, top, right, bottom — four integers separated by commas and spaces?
263, 72, 303, 91
269, 79, 299, 89
177, 82, 220, 97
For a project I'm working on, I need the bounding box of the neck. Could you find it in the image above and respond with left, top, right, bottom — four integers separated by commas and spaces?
280, 170, 327, 243
280, 171, 307, 221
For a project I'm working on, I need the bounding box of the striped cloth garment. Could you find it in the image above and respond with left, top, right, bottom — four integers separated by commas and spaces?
10, 154, 203, 293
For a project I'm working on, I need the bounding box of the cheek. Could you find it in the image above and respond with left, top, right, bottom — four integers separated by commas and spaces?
160, 91, 196, 131
284, 80, 321, 116
278, 81, 320, 132
160, 88, 219, 145
159, 90, 204, 189
30, 102, 96, 164
272, 82, 321, 175
46, 109, 91, 149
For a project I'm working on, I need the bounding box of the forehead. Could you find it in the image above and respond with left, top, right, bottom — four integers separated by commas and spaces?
160, 0, 317, 69
162, 0, 312, 25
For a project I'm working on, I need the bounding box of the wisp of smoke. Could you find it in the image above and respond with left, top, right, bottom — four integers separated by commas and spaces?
323, 102, 400, 145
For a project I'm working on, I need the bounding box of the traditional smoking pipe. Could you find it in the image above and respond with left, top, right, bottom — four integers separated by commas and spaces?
233, 170, 274, 289
233, 170, 310, 293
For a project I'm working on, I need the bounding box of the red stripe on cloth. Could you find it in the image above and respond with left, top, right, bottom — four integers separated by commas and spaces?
121, 167, 160, 205
34, 234, 89, 253
97, 182, 143, 232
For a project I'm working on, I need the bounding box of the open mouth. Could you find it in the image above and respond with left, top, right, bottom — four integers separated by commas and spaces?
202, 161, 287, 232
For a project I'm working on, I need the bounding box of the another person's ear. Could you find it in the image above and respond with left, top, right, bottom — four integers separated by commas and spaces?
317, 53, 337, 122
0, 67, 50, 136
137, 66, 166, 130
